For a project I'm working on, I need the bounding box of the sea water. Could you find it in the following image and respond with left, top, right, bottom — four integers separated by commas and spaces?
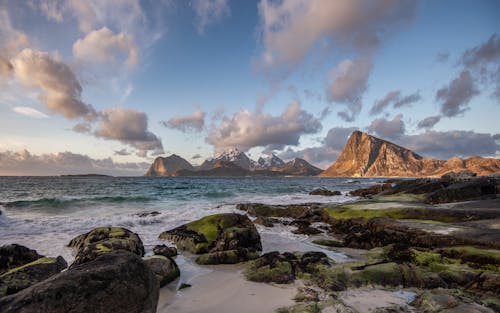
0, 176, 380, 278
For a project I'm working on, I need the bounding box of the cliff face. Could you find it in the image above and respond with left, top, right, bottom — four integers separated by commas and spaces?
145, 154, 194, 176
320, 131, 500, 177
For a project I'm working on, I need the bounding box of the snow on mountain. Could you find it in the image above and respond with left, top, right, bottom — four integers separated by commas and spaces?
257, 154, 285, 168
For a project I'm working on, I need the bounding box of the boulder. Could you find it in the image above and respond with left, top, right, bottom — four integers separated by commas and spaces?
159, 213, 261, 264
349, 184, 392, 197
236, 203, 316, 219
0, 256, 67, 297
152, 244, 177, 258
290, 220, 322, 235
143, 255, 179, 287
424, 177, 498, 204
0, 251, 159, 313
412, 289, 495, 313
441, 170, 477, 182
254, 216, 276, 227
68, 227, 144, 266
0, 244, 44, 275
309, 189, 341, 196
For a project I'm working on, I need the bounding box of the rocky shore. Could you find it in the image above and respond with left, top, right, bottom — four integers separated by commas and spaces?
1, 173, 499, 312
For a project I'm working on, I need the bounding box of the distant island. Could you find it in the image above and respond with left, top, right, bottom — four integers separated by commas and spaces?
60, 174, 113, 177
146, 131, 500, 178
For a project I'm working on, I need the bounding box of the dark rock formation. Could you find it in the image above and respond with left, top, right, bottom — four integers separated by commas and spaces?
145, 154, 193, 176
153, 244, 177, 258
320, 131, 500, 177
0, 256, 67, 297
0, 244, 44, 275
309, 189, 342, 196
424, 176, 498, 204
0, 251, 159, 313
143, 255, 179, 287
68, 227, 144, 266
349, 183, 392, 197
159, 213, 261, 264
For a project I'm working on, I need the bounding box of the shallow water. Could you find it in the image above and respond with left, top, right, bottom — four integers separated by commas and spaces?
0, 176, 380, 277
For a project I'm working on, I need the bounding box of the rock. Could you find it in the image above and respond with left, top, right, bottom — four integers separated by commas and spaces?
350, 262, 404, 287
245, 251, 329, 284
441, 170, 477, 182
349, 183, 392, 197
145, 154, 194, 176
294, 287, 319, 302
312, 239, 345, 248
0, 244, 44, 275
291, 220, 322, 235
0, 256, 67, 297
68, 227, 145, 266
0, 251, 159, 313
412, 289, 495, 313
254, 216, 275, 227
244, 252, 297, 284
136, 211, 161, 218
178, 283, 191, 290
236, 203, 316, 219
309, 189, 341, 196
424, 177, 498, 204
153, 244, 177, 258
195, 249, 260, 265
143, 255, 179, 287
159, 213, 262, 264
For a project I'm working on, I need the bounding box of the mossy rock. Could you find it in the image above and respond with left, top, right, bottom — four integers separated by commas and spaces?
438, 246, 500, 271
0, 256, 67, 297
245, 254, 295, 284
235, 203, 311, 218
143, 255, 180, 287
68, 227, 145, 266
196, 249, 260, 265
276, 302, 321, 313
312, 239, 345, 248
350, 262, 403, 287
159, 213, 262, 264
0, 244, 44, 275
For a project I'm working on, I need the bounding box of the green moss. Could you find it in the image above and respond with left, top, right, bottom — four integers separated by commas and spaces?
0, 257, 55, 277
95, 243, 111, 253
411, 249, 442, 267
366, 247, 387, 263
276, 302, 321, 313
312, 239, 344, 247
186, 214, 227, 243
108, 228, 126, 237
195, 250, 240, 265
350, 262, 403, 287
245, 261, 293, 283
324, 207, 408, 220
440, 246, 500, 269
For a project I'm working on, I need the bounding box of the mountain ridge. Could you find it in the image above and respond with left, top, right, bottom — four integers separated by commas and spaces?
320, 131, 500, 177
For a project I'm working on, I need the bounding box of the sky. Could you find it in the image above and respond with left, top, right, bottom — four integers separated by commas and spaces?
0, 0, 499, 176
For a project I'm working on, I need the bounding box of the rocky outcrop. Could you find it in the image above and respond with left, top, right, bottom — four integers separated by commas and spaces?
159, 213, 262, 264
0, 256, 67, 297
320, 131, 500, 177
153, 244, 177, 258
0, 244, 44, 275
68, 227, 144, 266
0, 251, 159, 313
349, 183, 392, 197
309, 189, 342, 196
143, 255, 179, 287
145, 154, 193, 176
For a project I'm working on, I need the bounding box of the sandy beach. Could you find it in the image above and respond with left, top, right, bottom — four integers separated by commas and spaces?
157, 264, 298, 313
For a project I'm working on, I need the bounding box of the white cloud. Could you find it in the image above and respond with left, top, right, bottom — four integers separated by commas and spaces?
257, 0, 416, 71
326, 57, 372, 121
367, 114, 406, 139
95, 107, 164, 157
73, 27, 139, 69
207, 101, 322, 152
436, 70, 478, 117
161, 109, 206, 132
0, 149, 149, 176
12, 106, 49, 119
192, 0, 231, 34
10, 49, 97, 120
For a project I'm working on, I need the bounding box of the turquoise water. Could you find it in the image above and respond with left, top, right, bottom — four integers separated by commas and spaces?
0, 176, 379, 265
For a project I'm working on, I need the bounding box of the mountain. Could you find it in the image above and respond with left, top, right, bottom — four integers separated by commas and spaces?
320, 131, 500, 177
272, 158, 323, 176
257, 154, 285, 168
199, 148, 255, 171
145, 154, 194, 176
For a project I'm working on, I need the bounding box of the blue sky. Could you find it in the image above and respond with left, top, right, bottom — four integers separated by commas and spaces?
0, 0, 499, 175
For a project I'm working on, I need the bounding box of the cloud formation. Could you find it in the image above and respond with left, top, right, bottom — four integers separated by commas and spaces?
95, 107, 164, 157
326, 57, 372, 121
436, 70, 478, 117
207, 101, 322, 152
367, 114, 405, 139
417, 115, 441, 129
162, 109, 206, 132
11, 49, 97, 120
0, 149, 149, 176
461, 34, 500, 68
192, 0, 230, 34
370, 90, 421, 115
257, 0, 417, 71
73, 27, 139, 68
12, 106, 49, 119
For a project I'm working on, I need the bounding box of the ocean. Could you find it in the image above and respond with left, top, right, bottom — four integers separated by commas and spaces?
0, 176, 380, 280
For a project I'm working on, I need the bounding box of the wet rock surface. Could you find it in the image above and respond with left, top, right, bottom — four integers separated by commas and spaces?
159, 213, 262, 264
0, 251, 159, 313
143, 255, 179, 287
0, 244, 44, 275
68, 227, 145, 266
